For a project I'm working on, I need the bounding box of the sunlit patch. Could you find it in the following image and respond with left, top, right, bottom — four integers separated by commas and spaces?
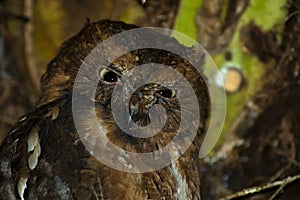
216, 66, 245, 93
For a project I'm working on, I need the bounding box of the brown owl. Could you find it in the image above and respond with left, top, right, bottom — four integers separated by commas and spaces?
0, 20, 210, 199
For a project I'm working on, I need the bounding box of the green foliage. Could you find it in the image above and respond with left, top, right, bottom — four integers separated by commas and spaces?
172, 0, 287, 140
118, 1, 144, 23
215, 0, 287, 133
173, 0, 202, 46
244, 0, 287, 30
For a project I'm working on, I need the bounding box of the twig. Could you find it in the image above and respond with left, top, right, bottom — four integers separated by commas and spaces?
268, 179, 289, 200
220, 174, 300, 200
285, 10, 300, 22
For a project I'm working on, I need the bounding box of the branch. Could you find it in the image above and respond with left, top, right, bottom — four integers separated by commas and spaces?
220, 174, 300, 200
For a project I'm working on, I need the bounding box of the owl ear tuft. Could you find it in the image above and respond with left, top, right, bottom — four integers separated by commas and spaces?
85, 18, 91, 26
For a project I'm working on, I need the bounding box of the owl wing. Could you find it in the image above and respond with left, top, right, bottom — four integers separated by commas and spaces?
0, 98, 71, 200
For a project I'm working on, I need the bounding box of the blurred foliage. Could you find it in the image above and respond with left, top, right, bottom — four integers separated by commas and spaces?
32, 0, 144, 77
118, 1, 144, 23
34, 0, 65, 73
173, 0, 202, 45
173, 0, 287, 138
215, 0, 287, 133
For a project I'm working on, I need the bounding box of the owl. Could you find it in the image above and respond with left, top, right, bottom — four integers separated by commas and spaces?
0, 20, 210, 199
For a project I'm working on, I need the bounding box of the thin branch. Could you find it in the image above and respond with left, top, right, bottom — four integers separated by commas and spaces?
221, 174, 300, 200
268, 179, 289, 200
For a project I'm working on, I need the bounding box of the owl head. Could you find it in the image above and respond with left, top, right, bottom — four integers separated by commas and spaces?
39, 20, 211, 170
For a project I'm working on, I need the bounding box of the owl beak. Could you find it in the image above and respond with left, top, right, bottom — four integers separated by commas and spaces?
128, 91, 156, 127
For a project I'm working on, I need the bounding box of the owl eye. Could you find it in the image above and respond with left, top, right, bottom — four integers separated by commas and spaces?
100, 68, 120, 83
157, 88, 176, 98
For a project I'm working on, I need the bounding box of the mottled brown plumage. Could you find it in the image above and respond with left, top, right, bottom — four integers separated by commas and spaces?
0, 20, 210, 199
